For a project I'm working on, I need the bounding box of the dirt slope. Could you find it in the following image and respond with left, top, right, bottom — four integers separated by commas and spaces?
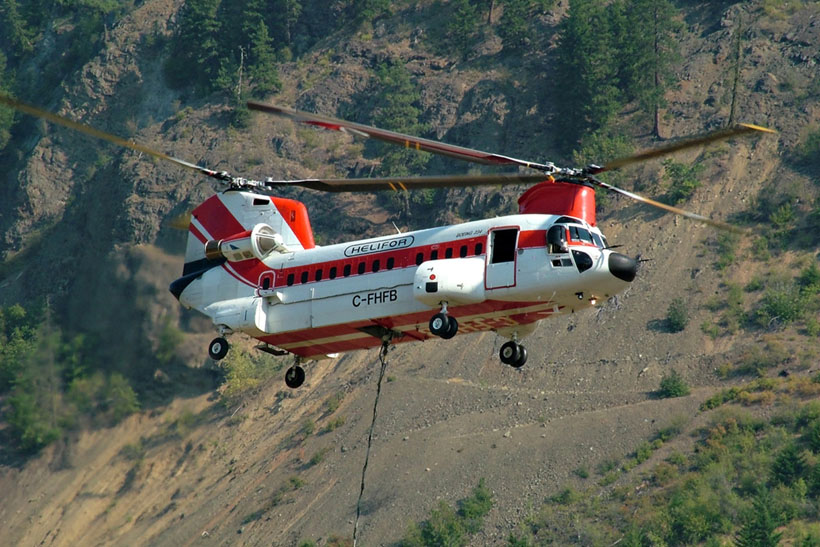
1, 1, 819, 545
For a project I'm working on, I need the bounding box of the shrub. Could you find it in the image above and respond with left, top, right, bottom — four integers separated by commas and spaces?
667, 297, 689, 332
659, 369, 690, 398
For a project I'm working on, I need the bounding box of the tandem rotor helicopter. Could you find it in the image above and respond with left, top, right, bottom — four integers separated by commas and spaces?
0, 94, 774, 389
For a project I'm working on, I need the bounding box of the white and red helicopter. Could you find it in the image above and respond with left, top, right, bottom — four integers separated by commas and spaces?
0, 95, 773, 388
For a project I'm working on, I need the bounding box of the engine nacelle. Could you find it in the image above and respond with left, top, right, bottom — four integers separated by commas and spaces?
204, 223, 289, 263
413, 257, 486, 307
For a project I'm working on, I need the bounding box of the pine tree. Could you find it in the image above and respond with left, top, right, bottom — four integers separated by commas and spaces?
247, 18, 281, 96
617, 0, 681, 138
166, 0, 223, 93
772, 442, 806, 486
735, 486, 782, 547
553, 0, 623, 148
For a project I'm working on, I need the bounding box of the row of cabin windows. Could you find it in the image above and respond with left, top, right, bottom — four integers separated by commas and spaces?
284, 242, 486, 287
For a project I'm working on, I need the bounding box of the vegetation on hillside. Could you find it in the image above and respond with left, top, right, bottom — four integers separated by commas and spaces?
510, 394, 820, 545
0, 303, 139, 453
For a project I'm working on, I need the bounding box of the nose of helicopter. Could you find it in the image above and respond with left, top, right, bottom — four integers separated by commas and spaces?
608, 252, 638, 282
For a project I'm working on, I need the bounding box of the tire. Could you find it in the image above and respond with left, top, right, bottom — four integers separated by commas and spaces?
441, 315, 458, 339
499, 341, 521, 365
511, 345, 528, 368
208, 337, 229, 361
429, 312, 450, 337
285, 365, 306, 389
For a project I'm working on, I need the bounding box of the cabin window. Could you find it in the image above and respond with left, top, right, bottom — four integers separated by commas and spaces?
431, 250, 439, 260
357, 262, 365, 275
415, 252, 424, 265
315, 269, 323, 282
372, 260, 380, 273
300, 271, 308, 284
475, 242, 483, 256
343, 264, 351, 277
459, 245, 467, 258
261, 277, 271, 290
329, 266, 337, 279
386, 257, 395, 270
445, 247, 453, 259
287, 273, 295, 286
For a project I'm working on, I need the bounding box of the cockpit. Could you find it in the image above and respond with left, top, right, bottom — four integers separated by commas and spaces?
547, 217, 609, 255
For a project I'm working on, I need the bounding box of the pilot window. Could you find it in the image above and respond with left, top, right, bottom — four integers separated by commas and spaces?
569, 226, 594, 244
490, 229, 518, 264
547, 225, 568, 254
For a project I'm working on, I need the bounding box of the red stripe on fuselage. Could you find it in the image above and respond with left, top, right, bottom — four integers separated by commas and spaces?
258, 300, 559, 357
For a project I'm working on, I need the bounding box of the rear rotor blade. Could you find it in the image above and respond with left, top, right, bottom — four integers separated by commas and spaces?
590, 123, 776, 174
247, 101, 556, 172
266, 173, 549, 192
0, 93, 230, 181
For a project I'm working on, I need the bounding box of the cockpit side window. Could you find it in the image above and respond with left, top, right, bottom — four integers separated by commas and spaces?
592, 232, 604, 248
569, 226, 594, 244
547, 225, 568, 254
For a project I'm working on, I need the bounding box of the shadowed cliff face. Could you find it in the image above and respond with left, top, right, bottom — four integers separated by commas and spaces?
1, 0, 819, 544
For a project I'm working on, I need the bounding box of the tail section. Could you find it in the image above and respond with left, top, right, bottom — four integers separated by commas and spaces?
182, 191, 315, 275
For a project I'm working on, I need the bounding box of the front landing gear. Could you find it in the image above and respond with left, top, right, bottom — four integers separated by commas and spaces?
429, 303, 458, 340
285, 365, 306, 389
208, 337, 229, 361
499, 340, 528, 368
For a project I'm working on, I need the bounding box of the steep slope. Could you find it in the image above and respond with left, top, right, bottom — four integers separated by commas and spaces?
1, 1, 819, 545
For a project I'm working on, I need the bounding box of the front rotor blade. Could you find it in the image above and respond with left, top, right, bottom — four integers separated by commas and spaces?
591, 123, 776, 174
266, 173, 549, 192
0, 93, 225, 180
587, 176, 743, 233
247, 101, 555, 172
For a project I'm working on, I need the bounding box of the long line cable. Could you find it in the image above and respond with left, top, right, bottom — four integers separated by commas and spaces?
353, 341, 390, 546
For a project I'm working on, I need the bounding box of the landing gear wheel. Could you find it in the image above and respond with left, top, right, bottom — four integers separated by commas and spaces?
441, 316, 459, 339
429, 312, 450, 337
208, 337, 229, 361
285, 365, 306, 389
511, 345, 528, 368
499, 341, 522, 366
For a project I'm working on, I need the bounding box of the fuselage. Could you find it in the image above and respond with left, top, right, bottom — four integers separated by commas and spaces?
174, 208, 635, 358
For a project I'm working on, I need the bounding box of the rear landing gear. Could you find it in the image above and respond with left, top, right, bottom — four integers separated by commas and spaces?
208, 337, 230, 361
285, 365, 306, 389
499, 340, 527, 368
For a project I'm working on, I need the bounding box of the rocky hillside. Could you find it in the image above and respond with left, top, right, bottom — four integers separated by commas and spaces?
1, 0, 819, 545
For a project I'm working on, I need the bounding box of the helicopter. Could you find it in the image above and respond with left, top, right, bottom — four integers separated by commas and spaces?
0, 94, 773, 389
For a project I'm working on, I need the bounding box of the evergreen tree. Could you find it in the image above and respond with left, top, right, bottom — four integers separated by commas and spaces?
772, 442, 806, 486
371, 62, 429, 177
166, 0, 223, 93
553, 0, 622, 148
735, 486, 782, 547
247, 17, 281, 96
0, 0, 35, 60
617, 0, 681, 138
265, 0, 301, 55
447, 0, 481, 54
0, 51, 14, 151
